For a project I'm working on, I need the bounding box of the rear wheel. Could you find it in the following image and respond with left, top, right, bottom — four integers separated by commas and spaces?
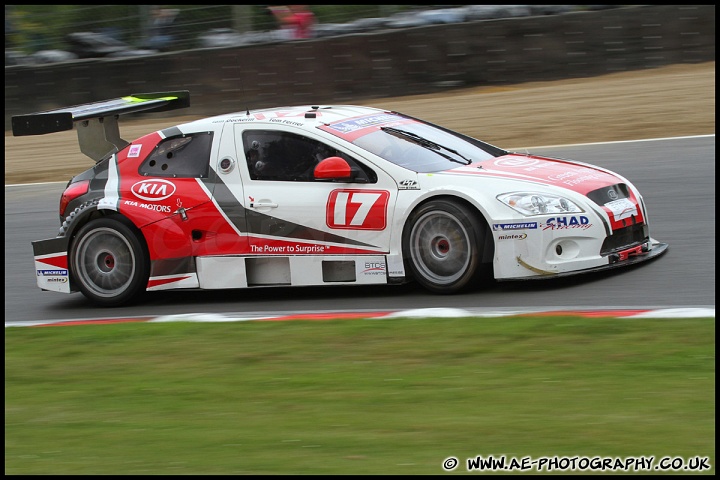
403, 199, 487, 294
70, 217, 149, 306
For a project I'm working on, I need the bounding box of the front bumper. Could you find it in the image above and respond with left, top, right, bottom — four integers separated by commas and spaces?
499, 237, 668, 281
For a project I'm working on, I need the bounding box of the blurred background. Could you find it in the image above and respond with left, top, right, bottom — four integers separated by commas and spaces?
5, 5, 606, 62
5, 5, 715, 130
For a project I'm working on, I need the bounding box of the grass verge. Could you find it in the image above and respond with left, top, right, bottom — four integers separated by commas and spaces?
5, 316, 715, 474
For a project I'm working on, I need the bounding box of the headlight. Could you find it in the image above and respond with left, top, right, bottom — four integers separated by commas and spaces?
497, 192, 584, 216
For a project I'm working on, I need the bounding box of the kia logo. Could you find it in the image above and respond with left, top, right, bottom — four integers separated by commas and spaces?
131, 179, 176, 201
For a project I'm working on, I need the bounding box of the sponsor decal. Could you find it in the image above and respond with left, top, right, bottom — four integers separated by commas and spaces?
326, 114, 400, 134
607, 189, 619, 200
127, 144, 143, 158
268, 118, 304, 127
250, 244, 328, 254
494, 157, 541, 168
326, 189, 389, 230
131, 179, 176, 201
548, 171, 576, 181
46, 277, 68, 283
498, 233, 528, 240
123, 200, 172, 213
227, 116, 257, 123
398, 179, 419, 190
605, 198, 637, 221
37, 269, 68, 276
362, 261, 386, 274
493, 222, 538, 231
562, 173, 604, 187
542, 216, 592, 230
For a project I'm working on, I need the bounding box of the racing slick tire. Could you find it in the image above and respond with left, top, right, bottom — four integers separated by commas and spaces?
403, 199, 488, 294
69, 216, 150, 306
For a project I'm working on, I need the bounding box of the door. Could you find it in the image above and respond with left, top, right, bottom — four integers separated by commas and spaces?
234, 124, 398, 257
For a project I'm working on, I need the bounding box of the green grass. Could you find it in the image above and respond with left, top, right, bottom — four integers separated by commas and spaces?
5, 316, 715, 474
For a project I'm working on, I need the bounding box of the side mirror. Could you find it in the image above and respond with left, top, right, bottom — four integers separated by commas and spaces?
314, 156, 352, 181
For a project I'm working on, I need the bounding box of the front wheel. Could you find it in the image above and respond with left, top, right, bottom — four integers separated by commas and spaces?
70, 217, 149, 306
403, 199, 488, 294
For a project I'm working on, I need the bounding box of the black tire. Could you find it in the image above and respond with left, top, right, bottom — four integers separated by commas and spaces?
70, 217, 149, 306
403, 199, 487, 294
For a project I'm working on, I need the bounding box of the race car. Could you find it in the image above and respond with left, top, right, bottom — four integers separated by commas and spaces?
12, 91, 668, 306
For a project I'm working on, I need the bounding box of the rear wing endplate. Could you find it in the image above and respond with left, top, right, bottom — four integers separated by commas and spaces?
11, 91, 190, 162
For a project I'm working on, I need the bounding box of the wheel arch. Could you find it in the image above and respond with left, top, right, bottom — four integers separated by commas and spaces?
61, 203, 150, 260
61, 200, 134, 238
401, 193, 495, 265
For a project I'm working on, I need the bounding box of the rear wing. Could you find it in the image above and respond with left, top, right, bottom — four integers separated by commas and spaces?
11, 91, 190, 162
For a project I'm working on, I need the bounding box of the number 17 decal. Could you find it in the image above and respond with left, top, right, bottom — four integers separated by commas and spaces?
327, 189, 390, 230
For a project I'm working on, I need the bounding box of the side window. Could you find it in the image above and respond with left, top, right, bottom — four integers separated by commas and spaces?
139, 132, 213, 178
242, 130, 377, 183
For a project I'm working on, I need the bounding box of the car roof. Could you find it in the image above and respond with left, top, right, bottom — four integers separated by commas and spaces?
181, 104, 392, 131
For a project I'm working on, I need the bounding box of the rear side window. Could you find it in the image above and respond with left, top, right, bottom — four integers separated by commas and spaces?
139, 132, 213, 178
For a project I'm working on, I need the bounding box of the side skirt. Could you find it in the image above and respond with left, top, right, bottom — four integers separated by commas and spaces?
196, 255, 389, 289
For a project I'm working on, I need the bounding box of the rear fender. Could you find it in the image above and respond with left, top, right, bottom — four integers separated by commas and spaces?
58, 197, 102, 237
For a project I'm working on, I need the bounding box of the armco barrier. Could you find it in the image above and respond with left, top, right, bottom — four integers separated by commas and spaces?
4, 5, 715, 131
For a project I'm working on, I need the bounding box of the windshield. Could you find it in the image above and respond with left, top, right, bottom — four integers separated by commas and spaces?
352, 121, 500, 172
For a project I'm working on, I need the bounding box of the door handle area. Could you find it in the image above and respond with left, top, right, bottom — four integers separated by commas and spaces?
249, 202, 278, 209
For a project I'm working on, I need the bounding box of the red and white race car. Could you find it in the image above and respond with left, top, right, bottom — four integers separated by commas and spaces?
12, 91, 668, 306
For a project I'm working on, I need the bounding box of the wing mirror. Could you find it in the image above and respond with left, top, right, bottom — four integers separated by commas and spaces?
314, 156, 352, 181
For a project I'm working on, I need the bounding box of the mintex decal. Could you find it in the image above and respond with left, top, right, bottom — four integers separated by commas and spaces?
493, 222, 538, 231
497, 233, 528, 240
131, 179, 177, 201
326, 189, 390, 230
43, 277, 68, 284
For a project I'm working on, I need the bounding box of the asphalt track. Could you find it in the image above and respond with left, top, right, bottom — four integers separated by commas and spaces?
4, 136, 715, 325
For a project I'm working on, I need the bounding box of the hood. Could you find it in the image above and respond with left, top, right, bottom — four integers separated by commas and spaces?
451, 153, 623, 194
446, 153, 645, 230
